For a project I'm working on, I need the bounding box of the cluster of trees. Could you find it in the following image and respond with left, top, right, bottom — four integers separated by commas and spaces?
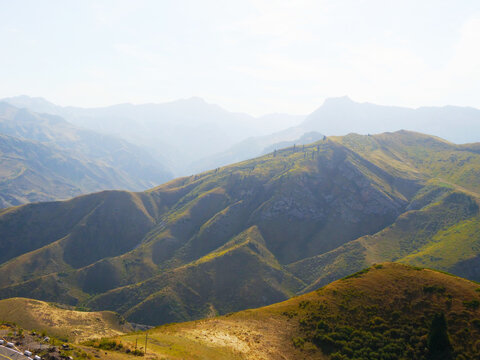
272, 141, 324, 159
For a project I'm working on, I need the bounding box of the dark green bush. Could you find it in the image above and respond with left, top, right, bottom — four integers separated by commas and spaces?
463, 299, 480, 309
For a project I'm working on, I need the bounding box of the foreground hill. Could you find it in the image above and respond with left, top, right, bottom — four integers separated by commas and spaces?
0, 297, 131, 342
108, 263, 480, 359
0, 102, 172, 207
0, 131, 479, 325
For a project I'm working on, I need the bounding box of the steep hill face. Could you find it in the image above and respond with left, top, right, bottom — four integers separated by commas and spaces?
0, 102, 172, 207
110, 263, 480, 360
0, 131, 479, 325
288, 189, 480, 291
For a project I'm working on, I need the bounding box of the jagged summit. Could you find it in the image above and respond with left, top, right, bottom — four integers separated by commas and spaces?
321, 95, 355, 106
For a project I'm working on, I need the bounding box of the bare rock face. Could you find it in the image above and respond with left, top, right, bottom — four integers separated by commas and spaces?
251, 144, 417, 264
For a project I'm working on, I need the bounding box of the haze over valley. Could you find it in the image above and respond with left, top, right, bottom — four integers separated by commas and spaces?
1, 1, 480, 359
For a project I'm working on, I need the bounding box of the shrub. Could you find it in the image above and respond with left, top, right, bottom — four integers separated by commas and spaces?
423, 285, 446, 294
342, 268, 369, 280
471, 319, 480, 329
427, 313, 453, 360
292, 337, 305, 348
463, 299, 480, 310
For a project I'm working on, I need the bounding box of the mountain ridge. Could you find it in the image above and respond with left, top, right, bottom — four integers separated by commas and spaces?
0, 130, 479, 326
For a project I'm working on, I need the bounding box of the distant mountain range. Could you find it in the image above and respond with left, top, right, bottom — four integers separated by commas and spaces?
195, 96, 480, 171
0, 102, 172, 207
3, 95, 480, 176
301, 96, 480, 144
2, 95, 305, 175
0, 130, 479, 326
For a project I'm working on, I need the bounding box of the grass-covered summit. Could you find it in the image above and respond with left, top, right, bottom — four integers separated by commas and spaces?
0, 130, 479, 325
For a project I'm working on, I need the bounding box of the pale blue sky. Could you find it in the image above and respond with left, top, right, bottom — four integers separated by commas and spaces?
1, 0, 479, 115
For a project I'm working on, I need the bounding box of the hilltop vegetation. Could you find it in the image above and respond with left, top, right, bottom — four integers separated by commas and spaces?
292, 263, 480, 359
0, 131, 479, 325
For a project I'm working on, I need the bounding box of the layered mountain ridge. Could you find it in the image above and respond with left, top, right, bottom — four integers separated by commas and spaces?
6, 95, 480, 177
0, 130, 479, 325
1, 95, 305, 175
0, 102, 172, 207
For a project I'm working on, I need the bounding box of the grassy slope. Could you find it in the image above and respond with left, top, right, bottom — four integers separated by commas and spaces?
107, 263, 480, 360
333, 130, 480, 195
87, 226, 304, 325
0, 297, 131, 342
291, 263, 480, 359
0, 191, 160, 285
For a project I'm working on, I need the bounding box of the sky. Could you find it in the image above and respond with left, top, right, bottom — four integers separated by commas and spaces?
0, 0, 479, 116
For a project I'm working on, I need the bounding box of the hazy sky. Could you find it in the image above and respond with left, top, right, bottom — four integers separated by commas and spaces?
1, 0, 479, 115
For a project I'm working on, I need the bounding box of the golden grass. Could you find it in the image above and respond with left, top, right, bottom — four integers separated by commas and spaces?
0, 297, 131, 342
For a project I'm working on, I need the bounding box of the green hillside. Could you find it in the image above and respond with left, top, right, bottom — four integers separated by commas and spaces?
88, 226, 304, 325
0, 130, 479, 325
